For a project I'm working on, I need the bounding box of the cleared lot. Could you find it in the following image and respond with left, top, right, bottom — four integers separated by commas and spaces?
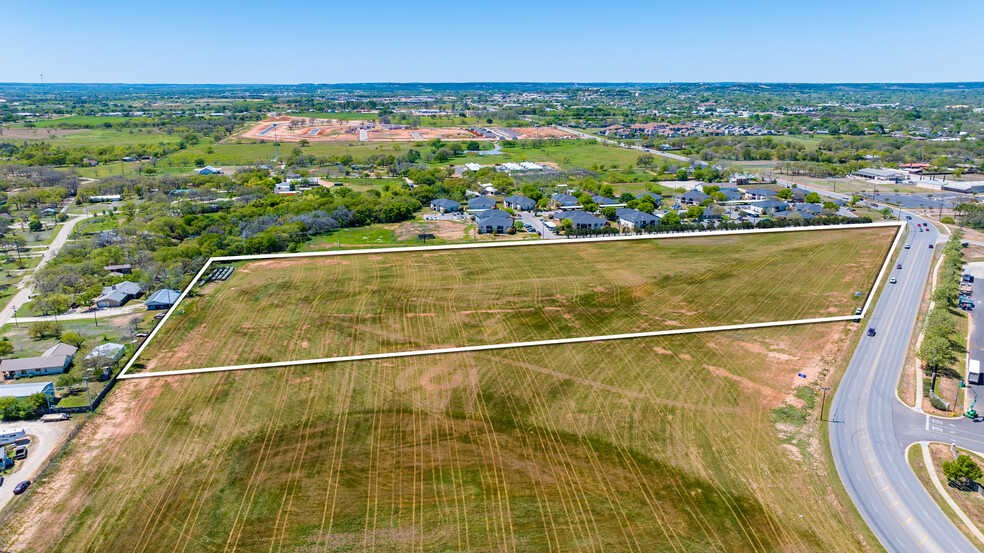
135, 227, 896, 373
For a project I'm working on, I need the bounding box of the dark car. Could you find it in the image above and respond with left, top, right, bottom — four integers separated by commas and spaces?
13, 481, 29, 495
906, 215, 912, 220
867, 328, 876, 337
929, 244, 935, 249
897, 264, 902, 269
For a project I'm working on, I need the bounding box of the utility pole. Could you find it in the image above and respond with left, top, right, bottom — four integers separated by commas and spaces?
12, 306, 17, 328
83, 375, 92, 412
818, 386, 832, 422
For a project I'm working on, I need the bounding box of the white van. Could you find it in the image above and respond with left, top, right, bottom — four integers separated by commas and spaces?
969, 359, 982, 386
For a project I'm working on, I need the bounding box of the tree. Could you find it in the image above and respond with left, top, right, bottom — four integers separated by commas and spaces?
28, 217, 43, 232
675, 169, 689, 181
823, 201, 838, 211
880, 207, 895, 219
804, 192, 822, 204
661, 211, 681, 225
918, 334, 954, 375
943, 455, 983, 486
0, 341, 12, 357
686, 205, 705, 219
776, 188, 793, 200
601, 206, 617, 221
61, 331, 86, 348
28, 321, 63, 341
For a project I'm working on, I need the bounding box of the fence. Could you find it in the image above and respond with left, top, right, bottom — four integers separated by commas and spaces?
49, 373, 119, 414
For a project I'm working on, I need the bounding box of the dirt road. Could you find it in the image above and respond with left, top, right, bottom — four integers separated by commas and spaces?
0, 419, 78, 514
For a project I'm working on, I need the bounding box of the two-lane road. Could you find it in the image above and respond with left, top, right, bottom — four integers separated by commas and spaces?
830, 217, 981, 552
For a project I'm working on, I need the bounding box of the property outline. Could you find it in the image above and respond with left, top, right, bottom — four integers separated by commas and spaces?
118, 221, 906, 380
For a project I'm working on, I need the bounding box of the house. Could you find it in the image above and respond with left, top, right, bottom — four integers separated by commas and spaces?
145, 289, 180, 310
591, 195, 623, 208
464, 163, 483, 172
83, 343, 126, 366
474, 210, 513, 234
195, 165, 223, 176
777, 210, 816, 221
719, 189, 743, 202
551, 193, 581, 209
429, 198, 461, 213
0, 343, 78, 378
795, 203, 823, 214
615, 207, 658, 229
744, 199, 789, 215
103, 264, 132, 275
635, 192, 662, 205
504, 195, 536, 211
744, 187, 779, 200
467, 196, 497, 212
679, 190, 711, 205
557, 210, 606, 230
95, 281, 143, 308
702, 206, 722, 219
0, 381, 54, 402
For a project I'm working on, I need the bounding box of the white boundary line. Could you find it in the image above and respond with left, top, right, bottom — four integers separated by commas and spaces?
118, 221, 905, 380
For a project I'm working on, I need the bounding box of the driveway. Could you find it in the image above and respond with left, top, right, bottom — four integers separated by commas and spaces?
0, 212, 91, 328
0, 419, 78, 514
518, 211, 558, 239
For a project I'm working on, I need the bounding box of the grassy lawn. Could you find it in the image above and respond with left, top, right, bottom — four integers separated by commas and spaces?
5, 319, 879, 552
908, 443, 984, 549
135, 226, 895, 373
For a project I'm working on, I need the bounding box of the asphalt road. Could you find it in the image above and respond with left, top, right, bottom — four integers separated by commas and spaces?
829, 215, 984, 552
551, 126, 690, 162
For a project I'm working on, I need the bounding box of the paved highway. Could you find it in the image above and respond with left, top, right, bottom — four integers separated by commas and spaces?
552, 125, 691, 162
830, 213, 984, 552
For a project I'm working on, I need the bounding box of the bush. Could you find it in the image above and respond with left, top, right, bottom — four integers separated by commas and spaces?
941, 216, 955, 224
28, 321, 63, 341
930, 395, 947, 411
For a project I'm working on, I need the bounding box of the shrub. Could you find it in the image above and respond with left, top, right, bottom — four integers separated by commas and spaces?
930, 395, 947, 411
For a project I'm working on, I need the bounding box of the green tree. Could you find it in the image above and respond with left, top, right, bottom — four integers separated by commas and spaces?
661, 211, 681, 225
776, 188, 793, 200
823, 201, 838, 211
675, 169, 689, 181
804, 192, 822, 204
686, 205, 704, 219
918, 334, 954, 375
0, 341, 12, 357
28, 217, 43, 232
61, 331, 86, 348
601, 206, 617, 221
943, 455, 983, 486
28, 321, 63, 341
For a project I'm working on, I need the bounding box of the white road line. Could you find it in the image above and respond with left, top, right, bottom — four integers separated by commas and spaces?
118, 222, 904, 380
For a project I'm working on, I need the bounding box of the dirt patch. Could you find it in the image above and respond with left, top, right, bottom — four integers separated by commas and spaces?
395, 220, 467, 241
0, 127, 86, 139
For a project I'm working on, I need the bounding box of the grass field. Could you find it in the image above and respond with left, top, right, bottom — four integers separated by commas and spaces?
3, 319, 878, 552
134, 227, 896, 373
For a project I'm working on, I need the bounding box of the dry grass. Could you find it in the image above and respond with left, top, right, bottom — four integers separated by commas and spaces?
2, 322, 876, 552
136, 227, 895, 373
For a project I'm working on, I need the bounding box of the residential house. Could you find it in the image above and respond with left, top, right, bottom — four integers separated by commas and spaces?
853, 168, 905, 183
0, 343, 78, 378
474, 210, 513, 234
719, 189, 743, 202
95, 281, 143, 308
591, 195, 623, 208
615, 208, 658, 229
504, 195, 536, 211
744, 199, 789, 216
551, 193, 581, 209
557, 210, 606, 230
145, 289, 181, 310
679, 190, 711, 205
635, 192, 662, 205
467, 196, 497, 212
103, 264, 132, 275
744, 187, 779, 200
794, 203, 823, 215
429, 198, 461, 213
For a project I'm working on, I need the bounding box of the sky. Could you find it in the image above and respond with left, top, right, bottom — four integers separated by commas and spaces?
2, 0, 982, 84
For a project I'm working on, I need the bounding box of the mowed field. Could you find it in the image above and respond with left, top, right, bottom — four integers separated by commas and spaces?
136, 227, 897, 373
4, 322, 876, 552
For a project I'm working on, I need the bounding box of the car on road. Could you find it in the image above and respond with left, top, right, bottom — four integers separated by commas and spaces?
890, 277, 897, 284
867, 328, 876, 336
904, 243, 911, 249
906, 215, 912, 220
12, 481, 29, 495
897, 264, 902, 269
929, 244, 934, 249
917, 223, 922, 227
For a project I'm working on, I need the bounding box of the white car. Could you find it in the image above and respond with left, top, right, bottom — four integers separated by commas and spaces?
890, 278, 897, 284
904, 244, 911, 249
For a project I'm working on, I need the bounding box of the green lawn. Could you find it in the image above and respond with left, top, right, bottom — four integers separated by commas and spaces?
136, 226, 895, 373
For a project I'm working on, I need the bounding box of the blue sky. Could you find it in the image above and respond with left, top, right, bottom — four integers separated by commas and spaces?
2, 0, 982, 83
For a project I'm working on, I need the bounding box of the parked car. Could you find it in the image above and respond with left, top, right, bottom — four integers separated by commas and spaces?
12, 481, 29, 495
867, 328, 876, 337
855, 308, 863, 315
14, 447, 26, 460
135, 332, 149, 338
